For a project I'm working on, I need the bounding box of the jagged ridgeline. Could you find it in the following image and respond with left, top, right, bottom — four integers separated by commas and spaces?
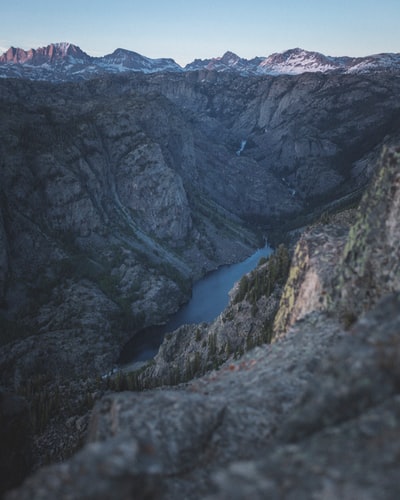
2, 65, 400, 495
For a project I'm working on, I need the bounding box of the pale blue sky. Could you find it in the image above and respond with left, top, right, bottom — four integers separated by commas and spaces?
1, 0, 399, 65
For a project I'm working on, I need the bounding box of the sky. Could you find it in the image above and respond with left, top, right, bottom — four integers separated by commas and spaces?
1, 0, 399, 66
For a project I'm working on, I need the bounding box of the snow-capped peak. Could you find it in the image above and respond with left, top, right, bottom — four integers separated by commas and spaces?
52, 42, 71, 55
257, 48, 339, 74
0, 44, 399, 82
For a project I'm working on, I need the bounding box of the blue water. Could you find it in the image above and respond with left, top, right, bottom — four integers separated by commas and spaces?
118, 243, 272, 364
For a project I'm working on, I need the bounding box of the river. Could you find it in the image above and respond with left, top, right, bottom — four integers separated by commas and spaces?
118, 243, 273, 365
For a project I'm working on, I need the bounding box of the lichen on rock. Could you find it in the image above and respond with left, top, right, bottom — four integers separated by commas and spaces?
273, 215, 352, 336
332, 146, 400, 323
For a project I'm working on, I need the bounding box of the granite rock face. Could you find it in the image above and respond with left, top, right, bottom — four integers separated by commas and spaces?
273, 212, 353, 335
272, 146, 400, 334
334, 146, 400, 320
0, 78, 259, 382
146, 71, 400, 210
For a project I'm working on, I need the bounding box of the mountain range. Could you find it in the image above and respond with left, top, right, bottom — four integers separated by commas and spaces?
0, 42, 399, 81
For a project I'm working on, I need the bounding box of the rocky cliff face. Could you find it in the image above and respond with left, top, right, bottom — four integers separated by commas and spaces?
273, 211, 354, 334
273, 146, 400, 334
143, 70, 400, 212
7, 145, 400, 499
0, 77, 261, 378
333, 147, 400, 320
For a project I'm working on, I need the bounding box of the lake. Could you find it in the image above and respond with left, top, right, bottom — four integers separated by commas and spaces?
118, 242, 273, 364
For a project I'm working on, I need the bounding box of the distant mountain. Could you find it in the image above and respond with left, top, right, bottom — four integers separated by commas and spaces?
256, 48, 400, 75
0, 43, 399, 81
0, 42, 89, 65
186, 48, 400, 75
0, 42, 182, 81
256, 48, 347, 74
98, 48, 181, 73
184, 51, 263, 73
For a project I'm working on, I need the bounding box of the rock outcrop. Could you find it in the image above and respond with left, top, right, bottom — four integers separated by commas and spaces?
7, 147, 400, 499
334, 147, 400, 321
273, 211, 354, 334
210, 293, 400, 500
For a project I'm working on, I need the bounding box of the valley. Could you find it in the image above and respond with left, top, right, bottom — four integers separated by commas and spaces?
2, 69, 400, 384
118, 242, 272, 365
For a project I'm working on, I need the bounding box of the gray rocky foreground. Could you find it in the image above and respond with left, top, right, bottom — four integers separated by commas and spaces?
7, 293, 400, 499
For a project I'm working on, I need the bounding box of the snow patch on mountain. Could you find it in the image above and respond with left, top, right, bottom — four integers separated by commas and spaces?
257, 48, 339, 74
